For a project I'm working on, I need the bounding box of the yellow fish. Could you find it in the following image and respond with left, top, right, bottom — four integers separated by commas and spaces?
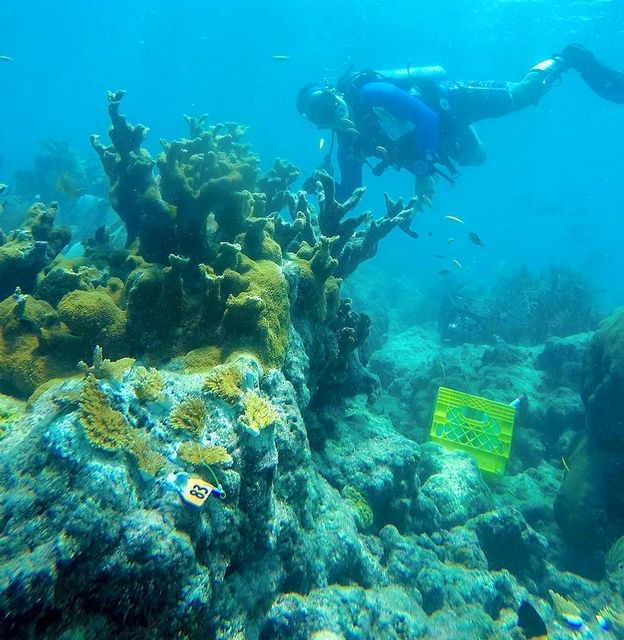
319, 137, 325, 151
444, 215, 464, 224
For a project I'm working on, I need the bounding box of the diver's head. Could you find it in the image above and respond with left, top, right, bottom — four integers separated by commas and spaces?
296, 83, 349, 129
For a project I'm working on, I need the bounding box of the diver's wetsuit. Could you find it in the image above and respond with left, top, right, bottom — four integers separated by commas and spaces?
335, 74, 548, 200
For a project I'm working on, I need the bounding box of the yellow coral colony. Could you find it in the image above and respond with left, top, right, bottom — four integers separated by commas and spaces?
202, 362, 244, 403
79, 375, 167, 476
132, 366, 165, 402
170, 397, 208, 438
241, 390, 280, 435
176, 441, 232, 469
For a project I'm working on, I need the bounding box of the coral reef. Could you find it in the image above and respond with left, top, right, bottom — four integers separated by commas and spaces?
0, 202, 70, 299
439, 264, 599, 345
1, 91, 623, 640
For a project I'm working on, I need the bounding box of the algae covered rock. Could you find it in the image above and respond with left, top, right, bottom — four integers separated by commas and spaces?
419, 443, 493, 530
581, 307, 624, 448
556, 308, 624, 546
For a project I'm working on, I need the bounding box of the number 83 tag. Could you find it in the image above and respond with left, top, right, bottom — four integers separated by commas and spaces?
181, 476, 225, 508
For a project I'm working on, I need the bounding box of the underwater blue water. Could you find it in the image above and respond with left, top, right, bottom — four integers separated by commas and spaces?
1, 0, 623, 307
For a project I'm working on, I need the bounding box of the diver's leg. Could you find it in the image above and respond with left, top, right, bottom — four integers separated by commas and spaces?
507, 56, 568, 110
442, 80, 515, 124
443, 54, 568, 123
451, 126, 487, 166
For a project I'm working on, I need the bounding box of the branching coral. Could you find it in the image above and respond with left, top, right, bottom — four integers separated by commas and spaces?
203, 362, 244, 403
79, 374, 167, 476
170, 397, 208, 438
157, 117, 259, 260
90, 90, 175, 262
293, 171, 421, 280
240, 390, 280, 435
0, 202, 71, 298
176, 441, 232, 469
132, 366, 165, 402
485, 264, 598, 344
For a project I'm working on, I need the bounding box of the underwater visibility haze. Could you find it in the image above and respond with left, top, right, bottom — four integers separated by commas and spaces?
0, 1, 624, 638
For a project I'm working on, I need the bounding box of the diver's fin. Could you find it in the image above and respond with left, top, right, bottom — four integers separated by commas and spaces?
562, 44, 624, 104
579, 62, 624, 104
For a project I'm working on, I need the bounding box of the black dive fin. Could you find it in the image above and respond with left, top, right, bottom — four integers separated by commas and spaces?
563, 45, 624, 104
579, 59, 624, 104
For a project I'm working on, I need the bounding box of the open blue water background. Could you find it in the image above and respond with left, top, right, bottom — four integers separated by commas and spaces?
1, 0, 622, 311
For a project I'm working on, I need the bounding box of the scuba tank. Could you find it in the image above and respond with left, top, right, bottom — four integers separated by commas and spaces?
375, 65, 447, 84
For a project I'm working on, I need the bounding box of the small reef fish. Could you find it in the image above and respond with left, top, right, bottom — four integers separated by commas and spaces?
421, 194, 433, 208
438, 269, 451, 275
434, 254, 445, 259
446, 237, 455, 244
272, 55, 291, 62
468, 232, 486, 248
375, 145, 388, 157
0, 55, 13, 63
453, 259, 463, 270
444, 215, 464, 224
319, 137, 325, 151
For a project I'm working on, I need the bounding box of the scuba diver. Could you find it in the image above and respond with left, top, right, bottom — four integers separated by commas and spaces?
297, 45, 624, 201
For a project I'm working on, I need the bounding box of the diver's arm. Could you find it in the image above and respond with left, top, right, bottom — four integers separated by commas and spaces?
359, 82, 440, 155
336, 134, 363, 201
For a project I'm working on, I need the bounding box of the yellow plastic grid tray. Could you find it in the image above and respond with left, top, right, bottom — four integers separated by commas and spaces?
429, 386, 516, 475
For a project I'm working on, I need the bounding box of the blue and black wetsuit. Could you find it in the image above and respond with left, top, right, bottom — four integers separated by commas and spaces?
335, 76, 534, 200
336, 81, 441, 199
